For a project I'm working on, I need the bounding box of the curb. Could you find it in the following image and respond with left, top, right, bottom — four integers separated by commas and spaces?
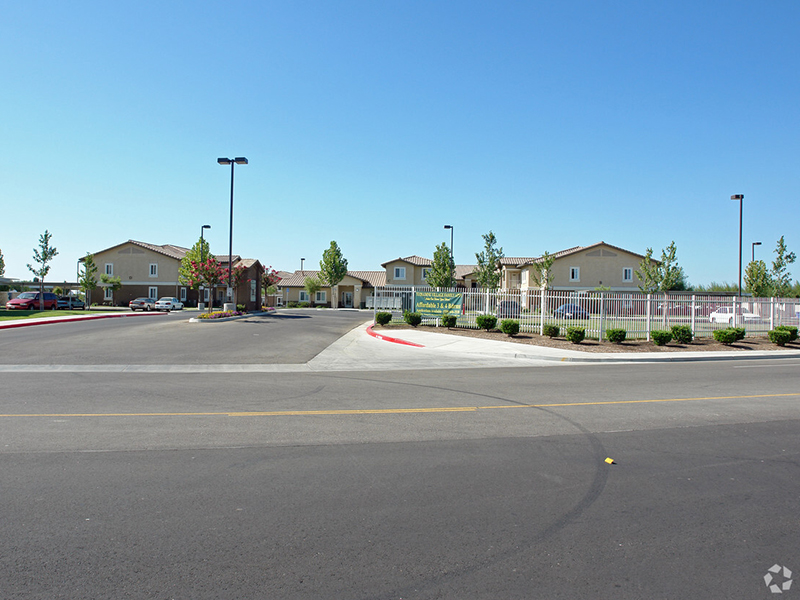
189, 310, 276, 323
366, 325, 425, 348
0, 311, 167, 330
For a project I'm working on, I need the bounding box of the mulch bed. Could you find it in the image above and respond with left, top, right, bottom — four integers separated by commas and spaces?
374, 323, 800, 353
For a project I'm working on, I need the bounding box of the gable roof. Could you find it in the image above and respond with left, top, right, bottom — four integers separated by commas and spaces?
518, 242, 651, 266
278, 270, 386, 288
381, 255, 432, 267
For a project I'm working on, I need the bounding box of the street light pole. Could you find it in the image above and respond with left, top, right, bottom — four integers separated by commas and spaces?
444, 225, 453, 260
731, 194, 744, 297
218, 157, 248, 304
751, 241, 761, 264
199, 224, 211, 308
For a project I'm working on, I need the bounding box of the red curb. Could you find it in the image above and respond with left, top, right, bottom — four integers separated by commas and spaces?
366, 324, 425, 348
0, 312, 168, 330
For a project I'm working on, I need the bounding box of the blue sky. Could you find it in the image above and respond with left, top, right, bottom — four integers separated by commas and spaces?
2, 1, 798, 286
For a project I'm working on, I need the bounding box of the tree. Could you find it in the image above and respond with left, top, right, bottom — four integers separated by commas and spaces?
79, 253, 99, 307
427, 242, 455, 288
636, 241, 687, 293
179, 237, 212, 290
100, 273, 122, 305
185, 257, 225, 311
0, 248, 5, 277
320, 241, 348, 308
262, 266, 281, 305
474, 231, 504, 289
771, 236, 797, 297
221, 263, 248, 305
529, 251, 555, 290
304, 276, 322, 306
27, 230, 59, 310
744, 260, 773, 298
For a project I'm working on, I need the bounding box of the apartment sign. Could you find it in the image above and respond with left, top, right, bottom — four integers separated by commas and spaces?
414, 291, 463, 318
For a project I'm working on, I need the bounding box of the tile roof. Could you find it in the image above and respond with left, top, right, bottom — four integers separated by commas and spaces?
128, 240, 190, 260
278, 270, 386, 288
381, 255, 432, 267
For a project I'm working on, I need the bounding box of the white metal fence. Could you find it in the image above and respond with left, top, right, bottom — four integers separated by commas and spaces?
372, 286, 800, 339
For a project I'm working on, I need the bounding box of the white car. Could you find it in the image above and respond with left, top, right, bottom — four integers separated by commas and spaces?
154, 297, 184, 311
709, 306, 760, 324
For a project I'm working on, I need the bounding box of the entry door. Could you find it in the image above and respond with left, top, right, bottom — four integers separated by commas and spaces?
343, 292, 353, 308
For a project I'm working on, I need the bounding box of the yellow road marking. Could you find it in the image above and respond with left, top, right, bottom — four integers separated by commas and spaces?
0, 393, 798, 418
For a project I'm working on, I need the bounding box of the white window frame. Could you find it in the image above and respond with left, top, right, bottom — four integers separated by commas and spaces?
149, 263, 158, 277
316, 291, 326, 304
394, 267, 406, 280
148, 286, 158, 299
299, 291, 310, 302
421, 268, 430, 281
105, 263, 113, 276
250, 280, 256, 302
180, 287, 187, 302
104, 287, 113, 300
570, 267, 580, 282
622, 267, 633, 282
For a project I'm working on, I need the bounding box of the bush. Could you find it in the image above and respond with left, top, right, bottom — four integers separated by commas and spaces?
769, 328, 793, 346
775, 325, 798, 342
542, 324, 560, 338
651, 330, 672, 346
713, 328, 740, 345
375, 312, 392, 326
671, 324, 694, 344
298, 302, 310, 308
404, 311, 422, 327
476, 315, 497, 331
605, 328, 626, 344
236, 304, 246, 312
500, 319, 520, 337
565, 327, 585, 344
441, 315, 457, 328
731, 327, 746, 341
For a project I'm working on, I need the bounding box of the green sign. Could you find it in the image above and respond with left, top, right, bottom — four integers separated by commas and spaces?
414, 291, 463, 318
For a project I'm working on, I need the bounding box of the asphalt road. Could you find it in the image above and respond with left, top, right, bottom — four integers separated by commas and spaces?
1, 312, 799, 599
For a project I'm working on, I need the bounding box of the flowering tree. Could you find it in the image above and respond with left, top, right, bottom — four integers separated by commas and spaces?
221, 263, 248, 305
186, 257, 225, 311
262, 266, 281, 303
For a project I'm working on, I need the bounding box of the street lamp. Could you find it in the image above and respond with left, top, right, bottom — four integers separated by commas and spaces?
443, 225, 453, 260
752, 241, 762, 263
731, 194, 744, 297
200, 225, 211, 263
218, 157, 248, 302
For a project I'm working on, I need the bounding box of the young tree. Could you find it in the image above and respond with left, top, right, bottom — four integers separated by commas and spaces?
304, 275, 322, 306
320, 241, 348, 308
474, 231, 504, 289
636, 241, 686, 293
427, 242, 455, 288
0, 247, 5, 277
100, 273, 122, 305
179, 237, 212, 290
79, 253, 99, 307
529, 251, 555, 290
771, 236, 797, 297
221, 263, 248, 305
186, 257, 225, 311
27, 230, 59, 309
262, 266, 281, 305
744, 260, 773, 298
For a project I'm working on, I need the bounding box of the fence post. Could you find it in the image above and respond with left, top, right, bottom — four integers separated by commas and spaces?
540, 287, 546, 335
690, 294, 696, 334
646, 293, 652, 341
770, 297, 775, 329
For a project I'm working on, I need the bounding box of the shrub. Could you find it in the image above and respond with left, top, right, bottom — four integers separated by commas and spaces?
298, 301, 310, 308
605, 328, 626, 344
375, 312, 392, 326
404, 311, 422, 327
442, 315, 457, 328
476, 315, 497, 331
775, 325, 798, 342
565, 327, 585, 344
542, 324, 560, 338
500, 319, 520, 337
731, 327, 746, 341
651, 330, 672, 346
671, 324, 694, 344
236, 304, 246, 312
769, 328, 793, 346
713, 328, 740, 345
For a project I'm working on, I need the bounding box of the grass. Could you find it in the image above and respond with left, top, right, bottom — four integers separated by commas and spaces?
0, 308, 112, 322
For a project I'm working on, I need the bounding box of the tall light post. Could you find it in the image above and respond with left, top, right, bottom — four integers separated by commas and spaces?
731, 194, 744, 297
200, 225, 211, 263
218, 157, 248, 302
443, 225, 453, 261
751, 241, 761, 263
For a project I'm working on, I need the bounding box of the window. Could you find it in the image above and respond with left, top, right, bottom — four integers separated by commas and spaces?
299, 291, 309, 302
104, 287, 113, 300
316, 291, 326, 304
250, 280, 256, 302
422, 268, 430, 280
570, 267, 580, 282
180, 287, 187, 301
203, 288, 209, 302
623, 267, 633, 282
105, 263, 113, 276
149, 263, 158, 277
394, 267, 406, 280
148, 286, 158, 299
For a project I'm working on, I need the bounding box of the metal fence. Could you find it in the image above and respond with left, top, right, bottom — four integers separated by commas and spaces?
372, 286, 800, 339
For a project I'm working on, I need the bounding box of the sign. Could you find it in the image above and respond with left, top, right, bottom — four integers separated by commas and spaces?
414, 291, 463, 318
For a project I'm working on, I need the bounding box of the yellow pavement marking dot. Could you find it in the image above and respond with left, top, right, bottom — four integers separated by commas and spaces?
605, 457, 616, 464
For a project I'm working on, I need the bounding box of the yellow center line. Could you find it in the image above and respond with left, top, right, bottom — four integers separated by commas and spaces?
0, 393, 798, 418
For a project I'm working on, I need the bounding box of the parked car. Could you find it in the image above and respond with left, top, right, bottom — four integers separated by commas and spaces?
155, 297, 184, 311
57, 297, 85, 310
6, 292, 59, 310
553, 303, 590, 319
497, 300, 521, 319
129, 298, 156, 311
709, 306, 761, 324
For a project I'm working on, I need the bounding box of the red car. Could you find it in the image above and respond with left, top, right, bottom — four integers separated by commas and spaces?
6, 292, 59, 310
